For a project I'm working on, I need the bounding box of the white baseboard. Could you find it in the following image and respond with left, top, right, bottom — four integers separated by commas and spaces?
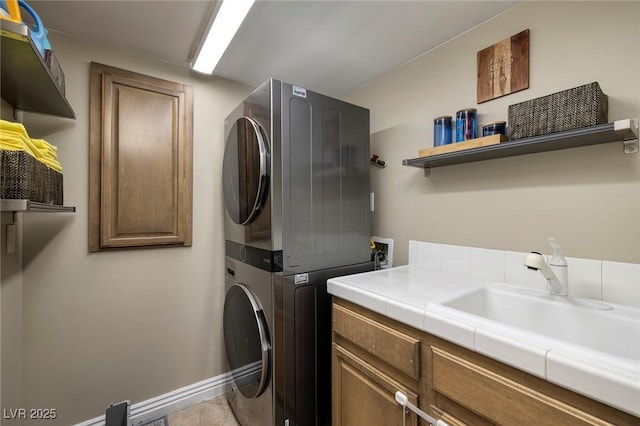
74, 372, 233, 426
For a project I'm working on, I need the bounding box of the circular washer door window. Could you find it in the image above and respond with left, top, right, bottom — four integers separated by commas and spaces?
222, 116, 269, 225
223, 283, 270, 398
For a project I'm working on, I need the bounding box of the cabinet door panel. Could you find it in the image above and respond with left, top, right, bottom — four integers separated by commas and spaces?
90, 62, 193, 250
432, 346, 616, 426
333, 344, 418, 426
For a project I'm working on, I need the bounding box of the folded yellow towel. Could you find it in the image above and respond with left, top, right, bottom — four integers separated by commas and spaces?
32, 138, 57, 152
0, 119, 29, 137
29, 139, 62, 171
1, 120, 63, 172
1, 130, 40, 158
31, 138, 60, 162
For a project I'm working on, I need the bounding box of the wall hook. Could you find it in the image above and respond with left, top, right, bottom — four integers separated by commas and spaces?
370, 154, 386, 168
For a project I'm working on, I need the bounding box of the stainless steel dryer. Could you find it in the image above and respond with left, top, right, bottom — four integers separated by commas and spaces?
222, 78, 373, 426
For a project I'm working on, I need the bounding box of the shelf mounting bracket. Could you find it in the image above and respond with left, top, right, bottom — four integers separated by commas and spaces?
623, 139, 638, 154
615, 118, 639, 154
423, 167, 431, 177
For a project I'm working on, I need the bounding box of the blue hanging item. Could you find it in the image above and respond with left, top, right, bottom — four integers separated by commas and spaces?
42, 27, 50, 50
15, 0, 50, 57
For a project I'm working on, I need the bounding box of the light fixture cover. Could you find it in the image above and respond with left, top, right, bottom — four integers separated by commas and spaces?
192, 0, 256, 74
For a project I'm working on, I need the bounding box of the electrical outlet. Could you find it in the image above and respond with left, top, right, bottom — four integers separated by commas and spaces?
371, 236, 394, 269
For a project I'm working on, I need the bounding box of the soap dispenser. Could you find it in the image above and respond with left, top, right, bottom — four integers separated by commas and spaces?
548, 238, 568, 296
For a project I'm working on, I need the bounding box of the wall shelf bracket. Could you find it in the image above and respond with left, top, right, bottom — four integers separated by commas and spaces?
623, 139, 638, 154
619, 118, 639, 154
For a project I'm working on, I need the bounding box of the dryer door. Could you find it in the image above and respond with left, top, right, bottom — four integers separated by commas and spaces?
223, 116, 270, 225
223, 283, 271, 398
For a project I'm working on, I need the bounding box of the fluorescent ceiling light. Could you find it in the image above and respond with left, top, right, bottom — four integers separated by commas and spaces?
191, 0, 256, 74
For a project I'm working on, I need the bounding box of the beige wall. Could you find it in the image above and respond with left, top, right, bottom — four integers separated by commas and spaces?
1, 31, 252, 424
344, 1, 640, 265
1, 211, 24, 420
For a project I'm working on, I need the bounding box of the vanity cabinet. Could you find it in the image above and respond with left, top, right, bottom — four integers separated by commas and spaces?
332, 302, 420, 426
332, 298, 639, 426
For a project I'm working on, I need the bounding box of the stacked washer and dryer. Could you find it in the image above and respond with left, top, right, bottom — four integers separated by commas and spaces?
222, 79, 374, 426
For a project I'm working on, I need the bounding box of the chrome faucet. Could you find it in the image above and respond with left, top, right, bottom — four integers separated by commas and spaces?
524, 238, 568, 296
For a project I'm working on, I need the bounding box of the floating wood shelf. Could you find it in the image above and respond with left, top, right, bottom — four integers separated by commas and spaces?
403, 118, 639, 176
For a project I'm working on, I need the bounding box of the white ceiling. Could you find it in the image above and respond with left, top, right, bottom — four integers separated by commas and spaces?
30, 0, 519, 97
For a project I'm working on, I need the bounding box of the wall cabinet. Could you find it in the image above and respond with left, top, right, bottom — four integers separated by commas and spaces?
89, 62, 193, 250
332, 298, 639, 426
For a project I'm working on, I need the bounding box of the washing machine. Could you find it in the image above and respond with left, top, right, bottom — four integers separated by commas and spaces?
223, 256, 274, 426
222, 78, 374, 426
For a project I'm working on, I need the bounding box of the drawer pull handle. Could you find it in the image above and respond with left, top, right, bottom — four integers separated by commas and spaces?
395, 391, 448, 426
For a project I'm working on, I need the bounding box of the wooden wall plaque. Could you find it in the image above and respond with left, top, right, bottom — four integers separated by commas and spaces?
477, 29, 529, 103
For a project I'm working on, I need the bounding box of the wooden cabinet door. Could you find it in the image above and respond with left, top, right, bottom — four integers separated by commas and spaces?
332, 343, 418, 426
89, 62, 193, 250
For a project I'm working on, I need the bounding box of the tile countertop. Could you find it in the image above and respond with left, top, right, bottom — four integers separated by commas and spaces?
327, 265, 640, 418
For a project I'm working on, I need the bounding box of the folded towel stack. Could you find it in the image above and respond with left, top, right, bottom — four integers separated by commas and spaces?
0, 119, 63, 171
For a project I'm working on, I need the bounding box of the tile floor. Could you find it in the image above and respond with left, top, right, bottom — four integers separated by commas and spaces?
167, 395, 239, 426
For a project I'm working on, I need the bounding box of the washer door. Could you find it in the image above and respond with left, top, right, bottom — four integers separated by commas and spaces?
223, 283, 271, 398
223, 116, 270, 225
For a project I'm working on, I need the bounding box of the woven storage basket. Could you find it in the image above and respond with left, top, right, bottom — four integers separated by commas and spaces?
1, 150, 63, 204
45, 50, 66, 95
47, 166, 64, 205
508, 82, 608, 140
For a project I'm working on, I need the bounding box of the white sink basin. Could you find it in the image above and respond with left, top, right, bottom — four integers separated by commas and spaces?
437, 284, 640, 362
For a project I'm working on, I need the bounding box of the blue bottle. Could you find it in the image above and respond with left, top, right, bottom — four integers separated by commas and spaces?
433, 116, 452, 147
456, 108, 477, 142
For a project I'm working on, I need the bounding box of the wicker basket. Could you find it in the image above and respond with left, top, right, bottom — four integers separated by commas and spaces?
0, 150, 63, 204
508, 82, 608, 140
45, 49, 66, 95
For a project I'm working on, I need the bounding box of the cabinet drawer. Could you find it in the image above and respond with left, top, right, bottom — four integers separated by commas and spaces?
431, 346, 618, 426
333, 303, 420, 380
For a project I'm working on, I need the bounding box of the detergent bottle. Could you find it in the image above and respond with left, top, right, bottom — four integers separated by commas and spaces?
0, 0, 21, 23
